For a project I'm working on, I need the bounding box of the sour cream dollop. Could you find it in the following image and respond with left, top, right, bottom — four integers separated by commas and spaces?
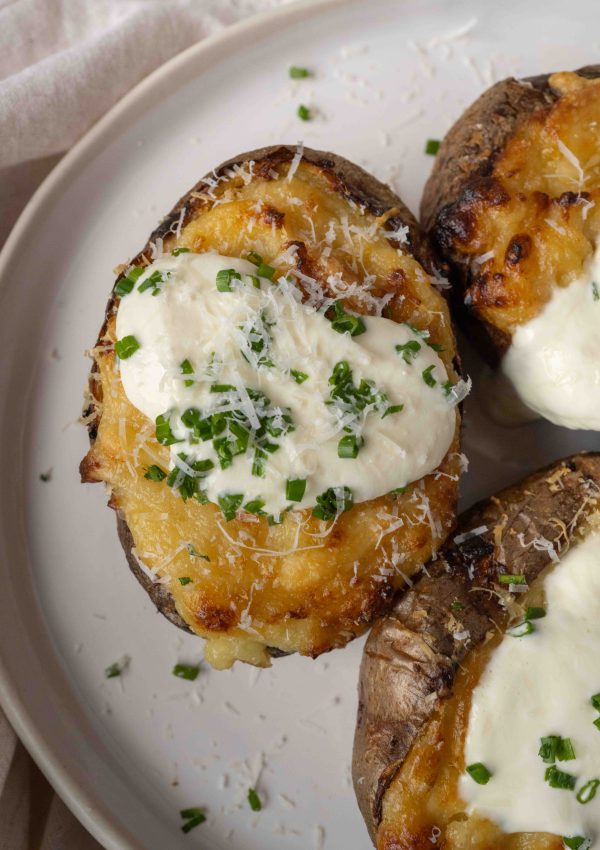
461, 531, 600, 841
115, 252, 459, 515
503, 248, 600, 430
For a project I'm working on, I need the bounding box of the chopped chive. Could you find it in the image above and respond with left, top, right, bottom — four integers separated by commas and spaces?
526, 607, 546, 620
216, 268, 241, 292
243, 497, 266, 515
248, 788, 262, 811
290, 369, 309, 384
563, 838, 592, 850
144, 464, 167, 482
390, 486, 406, 495
330, 301, 366, 336
289, 66, 310, 79
178, 576, 192, 586
451, 599, 465, 611
338, 434, 361, 459
507, 620, 535, 637
218, 493, 244, 522
180, 359, 194, 386
39, 470, 52, 482
115, 266, 144, 296
312, 486, 353, 521
138, 269, 171, 295
210, 383, 236, 393
115, 335, 140, 359
181, 807, 205, 820
187, 544, 209, 560
425, 139, 441, 156
382, 404, 404, 418
180, 807, 206, 833
545, 765, 577, 790
286, 478, 307, 502
172, 663, 200, 681
557, 738, 576, 761
593, 281, 599, 301
591, 693, 600, 711
395, 340, 421, 363
539, 736, 561, 764
498, 574, 527, 585
593, 717, 600, 732
297, 104, 311, 121
171, 247, 190, 256
247, 250, 262, 265
466, 763, 492, 785
248, 275, 261, 288
576, 779, 600, 804
540, 735, 576, 763
422, 365, 436, 387
252, 448, 267, 478
403, 322, 430, 339
105, 661, 125, 679
155, 413, 181, 446
256, 262, 275, 280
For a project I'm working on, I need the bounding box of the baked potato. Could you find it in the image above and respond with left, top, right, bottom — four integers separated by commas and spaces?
80, 145, 464, 670
353, 452, 600, 849
422, 66, 600, 430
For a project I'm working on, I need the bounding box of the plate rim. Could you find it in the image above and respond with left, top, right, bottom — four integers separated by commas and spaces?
0, 1, 349, 847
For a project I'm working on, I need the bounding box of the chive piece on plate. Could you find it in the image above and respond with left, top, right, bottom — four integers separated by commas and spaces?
248, 788, 262, 811
172, 663, 200, 682
507, 620, 535, 638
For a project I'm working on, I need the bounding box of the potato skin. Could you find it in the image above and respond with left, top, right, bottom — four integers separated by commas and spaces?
421, 66, 600, 365
81, 145, 462, 668
353, 452, 600, 847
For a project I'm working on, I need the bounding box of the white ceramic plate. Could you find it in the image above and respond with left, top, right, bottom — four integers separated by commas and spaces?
1, 0, 599, 847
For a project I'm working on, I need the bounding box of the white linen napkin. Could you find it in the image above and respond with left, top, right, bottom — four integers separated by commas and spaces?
0, 2, 292, 847
0, 0, 293, 241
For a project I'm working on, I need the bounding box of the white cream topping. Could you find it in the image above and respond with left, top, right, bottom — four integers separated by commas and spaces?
502, 247, 600, 431
115, 252, 458, 516
461, 531, 600, 841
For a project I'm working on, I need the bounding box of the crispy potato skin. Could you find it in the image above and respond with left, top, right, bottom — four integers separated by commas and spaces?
353, 453, 600, 848
421, 66, 600, 364
80, 145, 462, 669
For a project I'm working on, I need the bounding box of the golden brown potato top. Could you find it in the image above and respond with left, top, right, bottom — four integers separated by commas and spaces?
81, 152, 461, 669
440, 72, 600, 336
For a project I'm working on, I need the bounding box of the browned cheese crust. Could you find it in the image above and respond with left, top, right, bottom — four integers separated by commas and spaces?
353, 452, 600, 848
421, 66, 600, 364
80, 145, 462, 669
